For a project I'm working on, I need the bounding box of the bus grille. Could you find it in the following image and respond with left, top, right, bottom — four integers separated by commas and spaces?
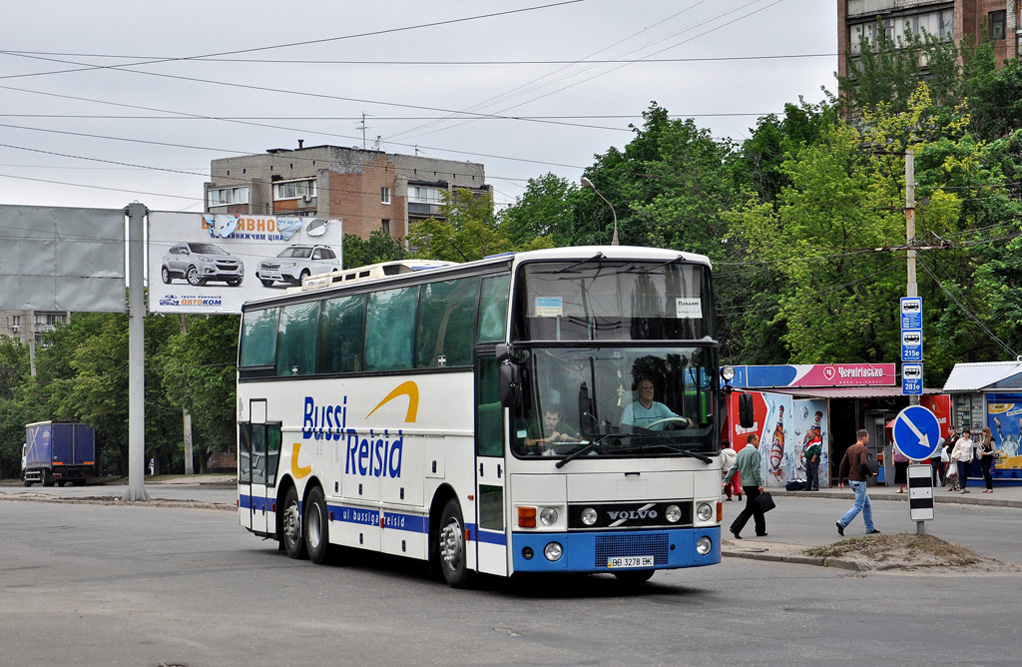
594, 532, 670, 567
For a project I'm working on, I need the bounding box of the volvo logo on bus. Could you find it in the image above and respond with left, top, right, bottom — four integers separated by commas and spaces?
607, 503, 657, 526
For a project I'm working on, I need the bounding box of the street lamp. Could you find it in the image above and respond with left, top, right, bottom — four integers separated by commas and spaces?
580, 176, 619, 246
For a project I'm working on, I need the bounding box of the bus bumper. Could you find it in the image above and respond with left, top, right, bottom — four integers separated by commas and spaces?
510, 526, 721, 573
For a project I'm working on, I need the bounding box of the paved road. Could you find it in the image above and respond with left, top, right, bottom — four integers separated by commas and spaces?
1, 497, 1019, 666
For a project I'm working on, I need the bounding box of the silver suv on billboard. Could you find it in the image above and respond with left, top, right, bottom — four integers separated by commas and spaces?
256, 244, 340, 286
161, 243, 245, 287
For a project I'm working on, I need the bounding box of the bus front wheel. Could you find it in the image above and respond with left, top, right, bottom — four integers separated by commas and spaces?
438, 498, 472, 589
281, 486, 306, 560
304, 485, 330, 565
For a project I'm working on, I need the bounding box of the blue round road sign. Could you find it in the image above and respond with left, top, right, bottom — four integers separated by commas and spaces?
892, 405, 941, 460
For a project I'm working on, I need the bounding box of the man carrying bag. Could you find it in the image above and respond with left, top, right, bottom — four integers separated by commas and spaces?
723, 434, 767, 539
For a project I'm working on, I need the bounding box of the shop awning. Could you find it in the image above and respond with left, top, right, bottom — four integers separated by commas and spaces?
763, 386, 942, 399
943, 361, 1022, 392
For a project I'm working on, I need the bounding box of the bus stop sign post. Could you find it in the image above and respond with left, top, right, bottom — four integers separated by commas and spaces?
892, 405, 940, 535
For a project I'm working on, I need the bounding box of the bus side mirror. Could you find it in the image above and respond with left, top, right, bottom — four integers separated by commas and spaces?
499, 361, 522, 408
738, 393, 754, 429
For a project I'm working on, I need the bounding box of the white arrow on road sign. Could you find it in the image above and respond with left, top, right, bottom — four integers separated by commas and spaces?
896, 411, 930, 453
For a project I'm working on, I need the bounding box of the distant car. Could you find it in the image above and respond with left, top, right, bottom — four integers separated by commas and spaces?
161, 243, 244, 287
256, 244, 340, 286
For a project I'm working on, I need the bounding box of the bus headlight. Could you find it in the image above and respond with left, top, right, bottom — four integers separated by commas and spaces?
544, 542, 563, 561
696, 537, 712, 555
581, 507, 598, 526
665, 504, 682, 523
539, 507, 558, 526
696, 502, 713, 522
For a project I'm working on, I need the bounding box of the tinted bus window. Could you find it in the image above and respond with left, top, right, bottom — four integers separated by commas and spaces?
318, 293, 367, 373
366, 286, 419, 371
477, 274, 510, 342
276, 301, 319, 376
416, 277, 478, 368
239, 307, 280, 367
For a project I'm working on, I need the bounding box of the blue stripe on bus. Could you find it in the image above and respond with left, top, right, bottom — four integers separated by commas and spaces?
469, 523, 507, 546
239, 494, 273, 512
326, 503, 428, 534
510, 526, 721, 573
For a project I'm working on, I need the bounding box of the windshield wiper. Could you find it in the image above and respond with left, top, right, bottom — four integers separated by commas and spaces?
645, 443, 713, 464
552, 252, 605, 274
554, 433, 613, 469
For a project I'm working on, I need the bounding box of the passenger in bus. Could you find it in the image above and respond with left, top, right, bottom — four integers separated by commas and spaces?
620, 377, 693, 431
523, 405, 581, 452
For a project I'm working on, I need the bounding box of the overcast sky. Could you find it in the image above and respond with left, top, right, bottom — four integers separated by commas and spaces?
1, 0, 837, 213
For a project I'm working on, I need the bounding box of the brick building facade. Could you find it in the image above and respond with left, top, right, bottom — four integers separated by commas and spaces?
204, 143, 491, 244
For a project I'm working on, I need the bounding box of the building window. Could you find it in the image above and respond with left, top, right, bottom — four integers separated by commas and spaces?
990, 10, 1007, 41
409, 186, 443, 204
381, 219, 391, 235
34, 312, 67, 330
208, 186, 249, 207
273, 180, 317, 200
381, 186, 391, 205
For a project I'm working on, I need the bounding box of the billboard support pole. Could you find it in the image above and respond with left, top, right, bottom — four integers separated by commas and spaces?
122, 203, 150, 501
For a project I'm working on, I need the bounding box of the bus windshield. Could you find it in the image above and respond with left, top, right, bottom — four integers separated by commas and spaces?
509, 345, 718, 460
514, 259, 713, 341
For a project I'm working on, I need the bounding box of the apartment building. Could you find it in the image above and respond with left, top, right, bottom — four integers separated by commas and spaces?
0, 310, 69, 345
838, 1, 1019, 79
204, 143, 491, 242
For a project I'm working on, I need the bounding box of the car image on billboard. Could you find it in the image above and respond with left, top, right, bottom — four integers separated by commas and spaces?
160, 242, 245, 287
256, 244, 340, 286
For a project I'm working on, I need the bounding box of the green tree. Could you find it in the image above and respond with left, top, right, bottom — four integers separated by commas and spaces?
343, 230, 406, 269
499, 173, 581, 247
158, 315, 239, 472
408, 188, 552, 262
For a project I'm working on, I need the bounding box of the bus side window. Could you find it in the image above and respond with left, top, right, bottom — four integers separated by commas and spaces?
477, 274, 510, 342
318, 293, 366, 373
366, 286, 419, 371
276, 301, 320, 376
416, 277, 477, 368
239, 307, 280, 368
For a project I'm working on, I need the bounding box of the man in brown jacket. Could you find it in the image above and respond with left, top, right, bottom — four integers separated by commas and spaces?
835, 429, 880, 536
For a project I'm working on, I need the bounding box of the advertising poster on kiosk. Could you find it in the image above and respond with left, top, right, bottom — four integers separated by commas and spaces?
148, 212, 343, 314
987, 394, 1022, 473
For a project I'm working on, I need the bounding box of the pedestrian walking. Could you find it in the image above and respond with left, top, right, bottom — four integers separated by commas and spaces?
720, 440, 740, 501
836, 429, 880, 536
951, 427, 975, 493
978, 426, 996, 493
893, 446, 910, 493
931, 434, 945, 486
723, 433, 766, 539
804, 432, 822, 491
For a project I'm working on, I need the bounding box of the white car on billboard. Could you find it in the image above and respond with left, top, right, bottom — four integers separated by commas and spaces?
160, 242, 245, 287
256, 244, 340, 286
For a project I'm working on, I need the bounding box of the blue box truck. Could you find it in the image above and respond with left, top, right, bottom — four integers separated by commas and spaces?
21, 421, 98, 487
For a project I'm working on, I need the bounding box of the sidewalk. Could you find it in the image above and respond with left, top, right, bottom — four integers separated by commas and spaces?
721, 480, 1022, 570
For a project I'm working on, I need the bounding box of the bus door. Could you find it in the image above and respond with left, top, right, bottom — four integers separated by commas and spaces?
241, 400, 281, 535
475, 354, 508, 576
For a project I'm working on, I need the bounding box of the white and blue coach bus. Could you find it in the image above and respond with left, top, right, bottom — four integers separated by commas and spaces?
237, 246, 743, 588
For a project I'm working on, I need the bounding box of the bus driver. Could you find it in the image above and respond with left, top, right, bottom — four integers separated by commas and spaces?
524, 405, 580, 451
620, 377, 693, 431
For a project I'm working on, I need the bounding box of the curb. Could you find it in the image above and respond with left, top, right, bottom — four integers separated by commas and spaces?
722, 544, 864, 571
771, 489, 1022, 509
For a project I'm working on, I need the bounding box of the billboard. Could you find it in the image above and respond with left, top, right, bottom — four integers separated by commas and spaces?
0, 204, 126, 312
148, 212, 343, 314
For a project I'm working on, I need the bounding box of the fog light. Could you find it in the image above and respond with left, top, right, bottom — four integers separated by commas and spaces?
696, 536, 712, 555
665, 504, 681, 523
540, 507, 558, 526
544, 542, 563, 561
522, 547, 534, 560
581, 507, 598, 526
696, 502, 713, 522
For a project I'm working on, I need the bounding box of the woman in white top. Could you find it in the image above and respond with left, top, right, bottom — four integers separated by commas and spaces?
721, 441, 740, 500
951, 427, 975, 493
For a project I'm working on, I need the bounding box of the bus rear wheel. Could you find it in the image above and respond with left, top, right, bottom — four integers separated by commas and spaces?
304, 485, 330, 565
281, 486, 306, 559
438, 498, 472, 589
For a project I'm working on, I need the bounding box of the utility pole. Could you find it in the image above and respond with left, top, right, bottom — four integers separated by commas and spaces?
906, 150, 920, 407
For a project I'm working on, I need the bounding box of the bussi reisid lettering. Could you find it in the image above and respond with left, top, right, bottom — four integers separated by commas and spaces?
303, 396, 404, 479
